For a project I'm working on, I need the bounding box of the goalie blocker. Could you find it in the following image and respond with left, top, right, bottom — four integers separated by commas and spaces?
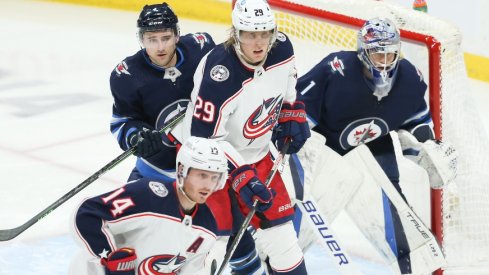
280, 131, 445, 274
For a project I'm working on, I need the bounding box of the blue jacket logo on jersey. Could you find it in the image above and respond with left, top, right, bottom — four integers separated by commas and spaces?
138, 254, 186, 275
243, 96, 283, 142
339, 117, 389, 150
210, 65, 230, 82
149, 181, 169, 197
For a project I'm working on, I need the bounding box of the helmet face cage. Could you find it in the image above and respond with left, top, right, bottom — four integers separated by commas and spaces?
176, 137, 228, 192
137, 3, 180, 41
357, 18, 401, 95
231, 0, 277, 60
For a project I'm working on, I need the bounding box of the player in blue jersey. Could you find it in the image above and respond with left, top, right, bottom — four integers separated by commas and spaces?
296, 17, 456, 274
109, 3, 215, 183
71, 137, 232, 275
179, 0, 311, 274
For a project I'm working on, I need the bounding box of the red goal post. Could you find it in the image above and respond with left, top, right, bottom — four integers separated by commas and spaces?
231, 0, 489, 274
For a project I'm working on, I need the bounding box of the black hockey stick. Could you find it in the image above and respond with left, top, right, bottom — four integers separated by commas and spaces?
215, 141, 290, 275
0, 110, 186, 242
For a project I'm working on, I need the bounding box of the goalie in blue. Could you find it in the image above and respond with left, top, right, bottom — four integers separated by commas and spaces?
296, 17, 457, 274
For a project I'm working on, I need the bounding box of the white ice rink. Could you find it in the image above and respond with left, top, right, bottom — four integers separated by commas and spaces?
0, 1, 488, 274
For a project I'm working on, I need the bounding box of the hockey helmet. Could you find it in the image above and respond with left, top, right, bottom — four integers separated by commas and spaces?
176, 136, 228, 191
357, 17, 401, 100
137, 3, 179, 39
232, 0, 277, 60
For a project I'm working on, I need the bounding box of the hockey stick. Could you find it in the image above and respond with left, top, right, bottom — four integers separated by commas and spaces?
215, 141, 290, 275
288, 154, 363, 275
0, 111, 186, 242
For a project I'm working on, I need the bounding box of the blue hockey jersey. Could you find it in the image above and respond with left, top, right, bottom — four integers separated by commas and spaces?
110, 33, 215, 180
297, 51, 431, 155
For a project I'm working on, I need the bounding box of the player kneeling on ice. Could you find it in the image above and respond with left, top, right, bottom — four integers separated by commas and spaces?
290, 17, 457, 274
70, 137, 234, 275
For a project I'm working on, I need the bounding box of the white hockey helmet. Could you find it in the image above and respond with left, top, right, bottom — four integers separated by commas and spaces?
232, 0, 277, 59
176, 136, 228, 191
357, 17, 401, 100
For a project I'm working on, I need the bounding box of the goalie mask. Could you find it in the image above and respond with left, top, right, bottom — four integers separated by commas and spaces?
232, 0, 277, 64
176, 137, 228, 192
357, 17, 401, 100
137, 2, 180, 41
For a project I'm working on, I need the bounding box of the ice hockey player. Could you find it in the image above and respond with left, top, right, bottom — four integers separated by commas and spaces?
179, 0, 311, 273
295, 17, 456, 274
70, 136, 234, 274
109, 2, 215, 182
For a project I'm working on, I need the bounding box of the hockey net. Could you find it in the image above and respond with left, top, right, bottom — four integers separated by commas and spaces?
263, 0, 489, 274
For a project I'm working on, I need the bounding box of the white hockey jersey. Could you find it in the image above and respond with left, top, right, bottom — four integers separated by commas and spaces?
183, 32, 297, 168
70, 178, 232, 275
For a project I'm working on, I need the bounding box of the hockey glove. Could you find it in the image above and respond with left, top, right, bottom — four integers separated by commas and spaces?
275, 101, 311, 154
397, 129, 458, 188
101, 247, 137, 275
230, 165, 274, 212
129, 128, 165, 158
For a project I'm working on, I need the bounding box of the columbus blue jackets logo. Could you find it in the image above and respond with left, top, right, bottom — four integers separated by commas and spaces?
149, 181, 168, 197
276, 32, 286, 42
115, 61, 131, 76
339, 117, 389, 150
243, 96, 283, 142
210, 65, 229, 82
138, 254, 186, 275
156, 99, 189, 147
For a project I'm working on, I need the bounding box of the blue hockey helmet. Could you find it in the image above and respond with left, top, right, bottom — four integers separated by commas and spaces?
137, 3, 179, 39
357, 17, 401, 100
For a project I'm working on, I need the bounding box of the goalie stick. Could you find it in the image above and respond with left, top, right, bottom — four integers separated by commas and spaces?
214, 141, 290, 275
0, 110, 186, 242
288, 154, 363, 275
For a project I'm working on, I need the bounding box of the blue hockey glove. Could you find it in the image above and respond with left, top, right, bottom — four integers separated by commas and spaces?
230, 165, 274, 212
275, 101, 311, 154
101, 247, 137, 275
129, 128, 165, 158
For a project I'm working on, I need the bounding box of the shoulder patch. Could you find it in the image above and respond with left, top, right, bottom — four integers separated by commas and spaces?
329, 56, 345, 76
115, 61, 130, 76
276, 32, 286, 42
210, 65, 230, 82
192, 33, 209, 49
149, 181, 168, 197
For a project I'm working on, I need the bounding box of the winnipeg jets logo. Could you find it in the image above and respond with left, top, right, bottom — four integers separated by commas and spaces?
339, 117, 389, 150
138, 254, 186, 275
156, 100, 189, 147
192, 33, 208, 49
210, 65, 229, 82
329, 56, 345, 76
115, 61, 130, 76
243, 96, 283, 143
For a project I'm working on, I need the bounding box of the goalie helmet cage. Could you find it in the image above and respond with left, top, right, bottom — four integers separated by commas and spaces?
230, 0, 489, 274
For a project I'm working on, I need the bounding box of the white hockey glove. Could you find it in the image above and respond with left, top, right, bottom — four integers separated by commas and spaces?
397, 129, 458, 189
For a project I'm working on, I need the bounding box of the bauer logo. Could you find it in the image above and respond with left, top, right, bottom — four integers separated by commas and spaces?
301, 200, 350, 265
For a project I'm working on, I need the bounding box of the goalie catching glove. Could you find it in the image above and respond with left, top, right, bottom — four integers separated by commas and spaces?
397, 129, 458, 188
274, 101, 311, 154
230, 165, 275, 212
101, 247, 137, 275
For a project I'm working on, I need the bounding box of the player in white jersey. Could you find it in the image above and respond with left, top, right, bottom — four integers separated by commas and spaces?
181, 0, 311, 273
70, 137, 233, 275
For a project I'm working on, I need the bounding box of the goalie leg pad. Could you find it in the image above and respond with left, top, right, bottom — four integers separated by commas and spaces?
344, 145, 446, 274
